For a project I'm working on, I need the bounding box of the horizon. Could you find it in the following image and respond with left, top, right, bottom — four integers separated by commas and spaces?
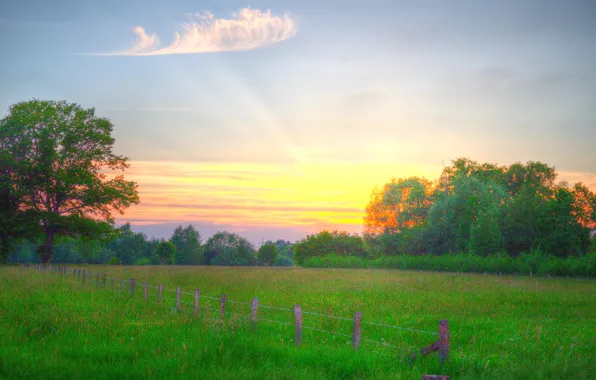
2, 0, 596, 245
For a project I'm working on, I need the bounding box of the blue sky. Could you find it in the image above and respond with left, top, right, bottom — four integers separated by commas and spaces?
1, 0, 595, 242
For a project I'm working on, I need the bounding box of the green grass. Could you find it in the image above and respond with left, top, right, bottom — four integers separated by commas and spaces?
1, 265, 595, 379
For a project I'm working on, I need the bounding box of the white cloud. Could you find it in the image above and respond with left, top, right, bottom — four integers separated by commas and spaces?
93, 8, 297, 56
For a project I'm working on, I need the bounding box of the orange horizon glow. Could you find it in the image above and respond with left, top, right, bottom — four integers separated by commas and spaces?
110, 160, 596, 234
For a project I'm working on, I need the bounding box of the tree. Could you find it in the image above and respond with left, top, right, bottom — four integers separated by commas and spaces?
0, 150, 41, 264
153, 241, 176, 265
170, 225, 203, 265
364, 177, 434, 235
0, 100, 139, 263
109, 223, 147, 265
258, 243, 278, 266
203, 231, 256, 266
427, 174, 508, 255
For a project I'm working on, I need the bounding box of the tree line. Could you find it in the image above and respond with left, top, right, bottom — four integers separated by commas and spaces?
7, 223, 295, 266
294, 158, 596, 266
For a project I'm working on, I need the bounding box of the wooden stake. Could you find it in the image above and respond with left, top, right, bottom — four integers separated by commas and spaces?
353, 311, 362, 350
144, 282, 148, 302
220, 294, 227, 321
130, 279, 135, 295
96, 273, 99, 286
194, 290, 200, 316
82, 270, 86, 285
294, 305, 303, 346
439, 320, 449, 364
103, 274, 106, 287
251, 298, 259, 329
158, 284, 163, 305
120, 279, 124, 291
176, 287, 181, 312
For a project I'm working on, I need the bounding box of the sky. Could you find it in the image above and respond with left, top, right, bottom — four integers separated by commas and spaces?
1, 0, 596, 244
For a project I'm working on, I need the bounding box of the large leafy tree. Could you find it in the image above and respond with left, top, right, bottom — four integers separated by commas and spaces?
170, 224, 203, 265
0, 100, 139, 263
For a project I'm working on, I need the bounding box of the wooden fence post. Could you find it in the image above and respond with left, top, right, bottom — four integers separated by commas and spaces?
82, 270, 86, 285
111, 278, 115, 289
251, 298, 259, 330
96, 273, 99, 286
144, 282, 148, 302
158, 284, 163, 305
130, 279, 135, 295
176, 287, 181, 312
103, 274, 106, 287
353, 311, 362, 350
294, 305, 303, 347
439, 320, 449, 364
194, 290, 200, 316
120, 279, 124, 291
220, 294, 227, 321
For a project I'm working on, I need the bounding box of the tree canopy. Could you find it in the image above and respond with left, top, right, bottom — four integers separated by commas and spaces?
0, 100, 139, 263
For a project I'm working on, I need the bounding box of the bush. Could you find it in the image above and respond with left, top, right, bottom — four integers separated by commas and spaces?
302, 252, 596, 277
107, 256, 120, 265
275, 256, 294, 267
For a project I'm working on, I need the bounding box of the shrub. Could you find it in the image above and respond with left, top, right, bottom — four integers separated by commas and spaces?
275, 256, 294, 267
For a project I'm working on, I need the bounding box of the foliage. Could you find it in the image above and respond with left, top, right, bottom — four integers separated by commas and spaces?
364, 177, 434, 234
0, 99, 139, 263
302, 252, 596, 276
170, 225, 203, 265
275, 255, 294, 267
203, 231, 256, 266
258, 243, 278, 266
153, 241, 176, 265
364, 157, 596, 259
294, 230, 368, 265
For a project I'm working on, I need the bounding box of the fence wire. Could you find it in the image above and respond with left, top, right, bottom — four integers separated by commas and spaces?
28, 265, 441, 353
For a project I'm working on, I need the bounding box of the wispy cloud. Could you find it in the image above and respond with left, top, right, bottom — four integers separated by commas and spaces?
92, 8, 297, 56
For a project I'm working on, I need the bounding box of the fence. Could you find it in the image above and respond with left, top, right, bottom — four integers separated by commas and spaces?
24, 264, 450, 366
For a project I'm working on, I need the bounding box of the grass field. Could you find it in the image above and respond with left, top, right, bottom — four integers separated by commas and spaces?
1, 265, 595, 379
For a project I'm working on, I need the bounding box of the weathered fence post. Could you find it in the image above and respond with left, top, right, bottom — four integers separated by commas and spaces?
158, 284, 163, 305
353, 311, 362, 350
439, 320, 449, 364
194, 290, 200, 316
96, 273, 99, 286
294, 305, 303, 347
82, 270, 86, 285
176, 287, 181, 312
144, 282, 148, 302
251, 297, 259, 330
120, 279, 124, 291
220, 294, 227, 321
130, 279, 135, 295
103, 274, 106, 287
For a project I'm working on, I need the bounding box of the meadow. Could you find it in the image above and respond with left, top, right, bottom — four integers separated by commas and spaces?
1, 265, 595, 379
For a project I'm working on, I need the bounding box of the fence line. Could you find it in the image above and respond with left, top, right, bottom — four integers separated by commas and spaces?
24, 264, 450, 364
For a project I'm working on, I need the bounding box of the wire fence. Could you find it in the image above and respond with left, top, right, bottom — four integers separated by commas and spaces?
24, 264, 450, 363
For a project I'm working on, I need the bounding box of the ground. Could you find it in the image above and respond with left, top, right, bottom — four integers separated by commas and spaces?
0, 265, 594, 379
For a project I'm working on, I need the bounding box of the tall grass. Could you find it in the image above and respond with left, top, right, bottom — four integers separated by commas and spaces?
302, 252, 596, 277
1, 265, 595, 379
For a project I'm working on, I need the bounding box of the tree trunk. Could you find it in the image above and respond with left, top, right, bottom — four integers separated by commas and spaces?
41, 231, 55, 264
